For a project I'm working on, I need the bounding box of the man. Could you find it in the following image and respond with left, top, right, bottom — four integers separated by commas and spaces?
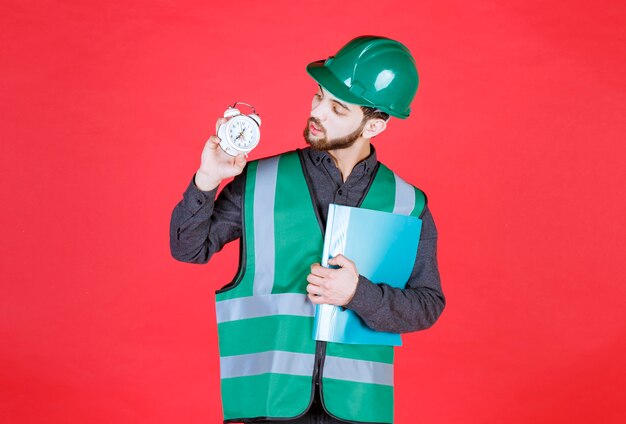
170, 36, 445, 424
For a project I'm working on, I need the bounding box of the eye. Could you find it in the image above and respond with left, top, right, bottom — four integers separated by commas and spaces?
332, 105, 344, 115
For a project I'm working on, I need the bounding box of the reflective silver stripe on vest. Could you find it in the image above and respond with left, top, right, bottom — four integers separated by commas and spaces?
253, 156, 280, 295
323, 355, 394, 386
216, 293, 315, 323
392, 173, 415, 216
220, 351, 315, 379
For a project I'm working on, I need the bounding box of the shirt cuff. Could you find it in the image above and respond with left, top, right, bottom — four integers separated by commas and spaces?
344, 275, 383, 318
182, 173, 218, 214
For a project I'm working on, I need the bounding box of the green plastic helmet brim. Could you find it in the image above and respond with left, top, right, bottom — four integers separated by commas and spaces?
307, 60, 410, 119
307, 60, 378, 109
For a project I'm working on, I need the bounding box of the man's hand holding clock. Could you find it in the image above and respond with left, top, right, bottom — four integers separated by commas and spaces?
195, 103, 261, 192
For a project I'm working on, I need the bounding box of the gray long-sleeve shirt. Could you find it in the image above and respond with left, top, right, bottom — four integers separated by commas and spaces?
169, 145, 445, 333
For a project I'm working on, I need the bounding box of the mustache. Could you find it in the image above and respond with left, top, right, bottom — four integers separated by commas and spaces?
308, 117, 325, 133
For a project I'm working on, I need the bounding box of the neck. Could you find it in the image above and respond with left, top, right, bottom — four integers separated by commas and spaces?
327, 138, 371, 182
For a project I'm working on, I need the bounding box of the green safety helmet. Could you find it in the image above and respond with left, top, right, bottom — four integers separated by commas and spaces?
306, 36, 419, 119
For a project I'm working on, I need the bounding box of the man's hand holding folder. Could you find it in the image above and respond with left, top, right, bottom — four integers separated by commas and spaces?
311, 203, 423, 346
306, 254, 359, 306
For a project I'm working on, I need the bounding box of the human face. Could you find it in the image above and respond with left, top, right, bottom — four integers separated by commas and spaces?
303, 85, 366, 151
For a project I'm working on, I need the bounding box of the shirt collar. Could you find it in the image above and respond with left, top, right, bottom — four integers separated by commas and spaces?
305, 144, 378, 174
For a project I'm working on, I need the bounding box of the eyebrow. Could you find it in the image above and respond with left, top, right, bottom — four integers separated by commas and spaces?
318, 84, 350, 111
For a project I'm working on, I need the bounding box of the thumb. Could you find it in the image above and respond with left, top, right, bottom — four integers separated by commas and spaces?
215, 117, 227, 134
234, 153, 247, 169
328, 254, 351, 268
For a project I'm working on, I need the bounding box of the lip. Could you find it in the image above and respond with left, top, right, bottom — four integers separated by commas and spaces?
309, 123, 322, 134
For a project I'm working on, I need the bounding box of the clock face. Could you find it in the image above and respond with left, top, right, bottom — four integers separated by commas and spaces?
226, 115, 260, 150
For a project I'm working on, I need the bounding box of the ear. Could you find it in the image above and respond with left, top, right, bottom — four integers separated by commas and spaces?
361, 118, 387, 139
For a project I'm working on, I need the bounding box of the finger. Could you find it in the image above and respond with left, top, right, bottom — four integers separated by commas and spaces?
328, 254, 353, 269
306, 274, 325, 288
205, 135, 221, 150
215, 117, 227, 134
234, 153, 247, 169
308, 293, 324, 304
310, 263, 333, 278
306, 283, 324, 296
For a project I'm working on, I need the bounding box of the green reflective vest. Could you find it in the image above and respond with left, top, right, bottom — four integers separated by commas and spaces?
215, 150, 425, 423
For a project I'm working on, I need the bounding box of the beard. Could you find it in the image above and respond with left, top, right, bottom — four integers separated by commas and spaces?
303, 117, 366, 151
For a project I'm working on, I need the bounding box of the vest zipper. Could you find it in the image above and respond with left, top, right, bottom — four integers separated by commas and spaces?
312, 340, 327, 388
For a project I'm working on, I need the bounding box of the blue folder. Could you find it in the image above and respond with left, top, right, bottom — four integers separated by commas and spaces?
312, 204, 422, 346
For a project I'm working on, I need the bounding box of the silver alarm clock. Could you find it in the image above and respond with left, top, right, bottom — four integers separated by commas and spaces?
217, 102, 261, 156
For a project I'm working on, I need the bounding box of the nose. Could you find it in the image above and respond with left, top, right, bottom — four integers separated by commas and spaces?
310, 100, 328, 122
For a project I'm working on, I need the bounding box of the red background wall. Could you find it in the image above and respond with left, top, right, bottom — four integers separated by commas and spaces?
2, 1, 625, 423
